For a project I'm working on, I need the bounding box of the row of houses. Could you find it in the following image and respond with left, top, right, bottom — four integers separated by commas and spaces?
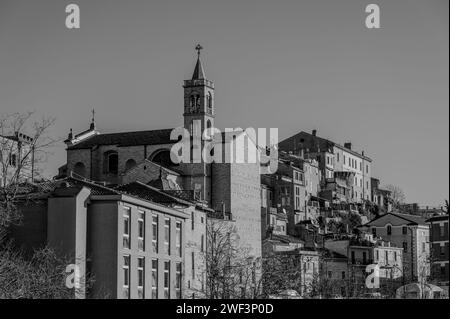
1, 49, 448, 298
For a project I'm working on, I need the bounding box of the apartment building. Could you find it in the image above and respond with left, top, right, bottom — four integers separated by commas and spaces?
9, 177, 212, 299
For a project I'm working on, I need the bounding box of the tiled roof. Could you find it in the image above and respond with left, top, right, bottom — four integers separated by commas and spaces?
67, 128, 174, 150
365, 212, 428, 226
115, 182, 193, 206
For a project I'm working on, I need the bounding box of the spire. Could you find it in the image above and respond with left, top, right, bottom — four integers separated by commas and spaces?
192, 44, 206, 80
90, 109, 96, 130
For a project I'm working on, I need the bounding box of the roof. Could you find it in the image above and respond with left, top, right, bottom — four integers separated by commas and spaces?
364, 212, 428, 226
319, 248, 348, 260
115, 181, 194, 207
192, 57, 205, 80
426, 214, 449, 223
280, 131, 372, 162
268, 234, 305, 244
67, 128, 174, 150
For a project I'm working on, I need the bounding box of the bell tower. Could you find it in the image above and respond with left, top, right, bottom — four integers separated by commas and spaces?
183, 44, 215, 139
181, 45, 215, 205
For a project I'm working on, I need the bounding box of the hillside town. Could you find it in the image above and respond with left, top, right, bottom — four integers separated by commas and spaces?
0, 50, 448, 299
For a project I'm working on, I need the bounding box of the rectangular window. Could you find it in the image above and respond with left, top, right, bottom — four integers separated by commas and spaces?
123, 207, 131, 249
152, 214, 158, 253
164, 218, 171, 255
337, 153, 340, 162
366, 165, 369, 174
176, 221, 182, 257
385, 251, 389, 264
192, 251, 195, 279
372, 228, 377, 237
175, 263, 182, 299
138, 211, 145, 251
164, 261, 170, 299
151, 259, 158, 299
403, 242, 408, 253
191, 212, 195, 230
440, 245, 445, 256
376, 249, 379, 261
422, 242, 426, 253
351, 251, 355, 264
394, 251, 397, 261
363, 252, 367, 264
201, 234, 204, 252
342, 271, 346, 279
402, 226, 407, 235
123, 255, 130, 299
138, 257, 145, 299
440, 225, 445, 237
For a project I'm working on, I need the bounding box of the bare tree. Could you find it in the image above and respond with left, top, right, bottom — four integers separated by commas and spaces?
384, 184, 406, 210
0, 111, 56, 229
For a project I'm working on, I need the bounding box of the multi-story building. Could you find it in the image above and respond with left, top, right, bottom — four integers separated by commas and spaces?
371, 177, 392, 213
427, 214, 449, 286
9, 176, 212, 299
362, 212, 430, 282
279, 130, 372, 203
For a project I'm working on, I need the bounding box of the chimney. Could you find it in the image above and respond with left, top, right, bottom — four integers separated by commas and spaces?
312, 129, 317, 136
344, 142, 352, 150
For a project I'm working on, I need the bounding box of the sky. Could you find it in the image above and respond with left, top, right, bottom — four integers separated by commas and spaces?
0, 0, 448, 206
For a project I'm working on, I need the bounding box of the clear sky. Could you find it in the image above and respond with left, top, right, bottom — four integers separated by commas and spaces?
0, 0, 448, 206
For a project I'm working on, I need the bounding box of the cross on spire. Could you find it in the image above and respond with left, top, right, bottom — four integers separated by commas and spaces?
90, 108, 96, 130
195, 44, 203, 57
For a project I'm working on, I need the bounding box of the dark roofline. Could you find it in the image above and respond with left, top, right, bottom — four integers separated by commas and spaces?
363, 212, 427, 227
296, 131, 373, 162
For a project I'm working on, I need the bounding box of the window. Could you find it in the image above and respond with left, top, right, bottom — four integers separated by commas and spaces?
201, 234, 204, 252
342, 271, 346, 279
164, 218, 171, 255
152, 214, 158, 253
440, 245, 445, 256
387, 225, 392, 236
402, 226, 408, 235
372, 228, 377, 237
366, 165, 369, 174
394, 251, 397, 261
138, 211, 145, 251
337, 153, 340, 162
192, 251, 195, 279
422, 242, 426, 253
376, 249, 379, 261
385, 251, 389, 264
191, 212, 195, 230
175, 263, 182, 299
152, 259, 158, 299
123, 207, 131, 249
351, 251, 355, 264
439, 225, 445, 237
363, 252, 367, 264
403, 242, 408, 253
125, 158, 137, 171
123, 255, 130, 299
105, 151, 118, 174
138, 257, 145, 299
176, 221, 182, 257
164, 261, 170, 299
343, 155, 346, 165
328, 271, 332, 278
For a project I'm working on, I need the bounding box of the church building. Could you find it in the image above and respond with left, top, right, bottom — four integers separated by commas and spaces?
61, 47, 262, 261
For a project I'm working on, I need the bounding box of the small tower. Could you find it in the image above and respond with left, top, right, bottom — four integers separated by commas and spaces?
183, 44, 215, 139
181, 45, 215, 204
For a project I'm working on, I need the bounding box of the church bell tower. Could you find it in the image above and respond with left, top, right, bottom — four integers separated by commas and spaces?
183, 44, 215, 139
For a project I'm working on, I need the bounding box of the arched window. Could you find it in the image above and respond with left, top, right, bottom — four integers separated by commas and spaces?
207, 92, 213, 112
73, 162, 86, 177
149, 149, 179, 167
190, 95, 196, 108
125, 158, 137, 171
387, 225, 392, 236
104, 151, 119, 174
